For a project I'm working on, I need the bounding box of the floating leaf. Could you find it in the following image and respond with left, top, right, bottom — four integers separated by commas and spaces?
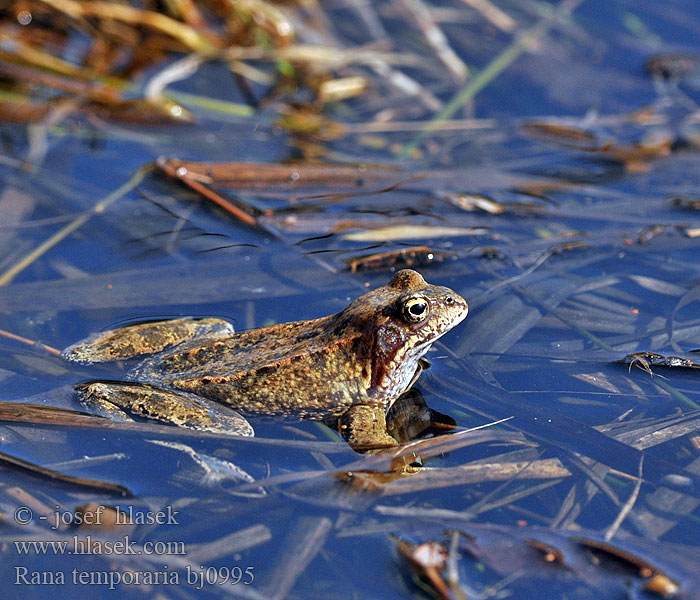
343, 225, 488, 241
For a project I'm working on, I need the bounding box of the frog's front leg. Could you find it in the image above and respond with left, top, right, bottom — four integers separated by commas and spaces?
336, 404, 399, 452
62, 317, 234, 364
76, 381, 253, 436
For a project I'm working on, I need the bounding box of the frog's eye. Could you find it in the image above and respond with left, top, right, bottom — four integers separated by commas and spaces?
401, 295, 430, 323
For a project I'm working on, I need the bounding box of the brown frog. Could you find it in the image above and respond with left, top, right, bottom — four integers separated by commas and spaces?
62, 269, 468, 450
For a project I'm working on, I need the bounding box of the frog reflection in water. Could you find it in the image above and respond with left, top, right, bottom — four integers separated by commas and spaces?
62, 270, 468, 450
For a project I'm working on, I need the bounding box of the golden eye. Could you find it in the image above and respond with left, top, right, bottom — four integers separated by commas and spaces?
401, 295, 430, 323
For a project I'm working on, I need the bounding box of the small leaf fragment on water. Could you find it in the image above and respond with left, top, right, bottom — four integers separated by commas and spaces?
318, 76, 367, 103
442, 192, 505, 214
629, 275, 686, 296
522, 121, 600, 148
396, 537, 451, 600
343, 225, 489, 241
643, 573, 679, 596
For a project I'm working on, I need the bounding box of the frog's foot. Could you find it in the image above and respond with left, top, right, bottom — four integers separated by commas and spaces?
76, 381, 253, 437
337, 404, 399, 453
62, 317, 234, 364
386, 388, 456, 443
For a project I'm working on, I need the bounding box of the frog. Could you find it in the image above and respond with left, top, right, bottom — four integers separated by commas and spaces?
62, 269, 468, 450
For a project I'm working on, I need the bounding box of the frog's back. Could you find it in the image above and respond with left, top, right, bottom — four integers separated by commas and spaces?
134, 316, 374, 418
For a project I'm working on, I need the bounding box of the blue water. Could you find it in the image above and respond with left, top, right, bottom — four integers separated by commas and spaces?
1, 0, 700, 597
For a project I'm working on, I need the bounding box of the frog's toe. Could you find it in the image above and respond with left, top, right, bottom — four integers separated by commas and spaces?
337, 404, 398, 452
75, 381, 253, 437
62, 317, 234, 364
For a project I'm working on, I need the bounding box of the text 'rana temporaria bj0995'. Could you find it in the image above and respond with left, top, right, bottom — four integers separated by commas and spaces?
62, 269, 468, 451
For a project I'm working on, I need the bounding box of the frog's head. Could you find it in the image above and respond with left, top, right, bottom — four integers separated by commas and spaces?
337, 269, 468, 401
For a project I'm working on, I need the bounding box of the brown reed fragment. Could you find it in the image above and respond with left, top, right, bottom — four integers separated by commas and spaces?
346, 245, 455, 273
0, 449, 132, 496
157, 157, 400, 188
162, 167, 259, 227
0, 402, 350, 452
0, 328, 60, 356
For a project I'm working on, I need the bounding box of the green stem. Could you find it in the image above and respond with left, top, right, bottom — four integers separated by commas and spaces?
400, 0, 583, 157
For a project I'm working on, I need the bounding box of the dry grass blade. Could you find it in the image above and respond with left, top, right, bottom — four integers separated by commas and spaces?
604, 456, 643, 540
38, 0, 214, 52
461, 0, 517, 31
345, 118, 496, 133
469, 479, 564, 516
401, 0, 585, 155
343, 225, 489, 241
0, 449, 131, 496
0, 98, 51, 123
401, 0, 469, 82
522, 121, 604, 150
220, 44, 424, 67
338, 427, 524, 475
265, 516, 332, 600
0, 402, 110, 426
0, 164, 152, 287
381, 458, 570, 495
0, 401, 353, 452
186, 525, 272, 563
598, 411, 700, 450
157, 157, 409, 234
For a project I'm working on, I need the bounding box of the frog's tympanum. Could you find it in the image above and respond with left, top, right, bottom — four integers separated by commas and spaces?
62, 270, 468, 450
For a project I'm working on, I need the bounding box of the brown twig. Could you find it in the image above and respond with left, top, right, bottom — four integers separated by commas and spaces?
0, 328, 60, 356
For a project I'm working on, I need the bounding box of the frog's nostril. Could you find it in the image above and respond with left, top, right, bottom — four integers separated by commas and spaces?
445, 296, 454, 305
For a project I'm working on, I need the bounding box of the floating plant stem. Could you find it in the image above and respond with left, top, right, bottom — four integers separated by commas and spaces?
0, 164, 153, 286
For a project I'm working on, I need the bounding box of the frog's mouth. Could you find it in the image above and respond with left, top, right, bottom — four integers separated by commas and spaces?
437, 300, 469, 333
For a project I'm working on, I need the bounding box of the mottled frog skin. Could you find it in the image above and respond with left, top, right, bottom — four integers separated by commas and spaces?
62, 270, 468, 449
